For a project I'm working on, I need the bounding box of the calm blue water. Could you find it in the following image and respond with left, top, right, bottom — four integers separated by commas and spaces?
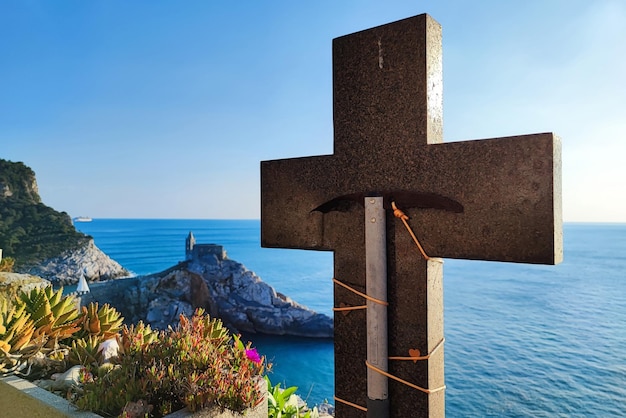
74, 220, 626, 416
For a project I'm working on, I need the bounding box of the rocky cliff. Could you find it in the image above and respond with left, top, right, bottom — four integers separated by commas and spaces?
0, 158, 129, 283
26, 239, 129, 286
82, 251, 333, 338
0, 160, 40, 203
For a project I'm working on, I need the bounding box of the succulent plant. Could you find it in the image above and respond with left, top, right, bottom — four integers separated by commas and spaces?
68, 335, 104, 368
1, 287, 274, 416
74, 309, 268, 417
0, 299, 35, 354
176, 307, 231, 348
0, 299, 41, 375
0, 289, 127, 380
17, 286, 81, 344
76, 302, 124, 341
118, 321, 159, 356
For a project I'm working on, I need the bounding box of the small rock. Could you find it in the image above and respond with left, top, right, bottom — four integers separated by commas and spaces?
38, 365, 83, 391
98, 338, 120, 363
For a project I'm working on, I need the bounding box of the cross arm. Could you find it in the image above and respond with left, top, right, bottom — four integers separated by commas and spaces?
406, 132, 563, 265
261, 154, 337, 251
261, 132, 562, 265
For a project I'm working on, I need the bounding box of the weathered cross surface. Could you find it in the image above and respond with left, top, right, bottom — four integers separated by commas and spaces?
261, 14, 562, 418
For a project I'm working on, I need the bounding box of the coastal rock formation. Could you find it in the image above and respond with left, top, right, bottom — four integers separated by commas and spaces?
185, 248, 333, 337
83, 246, 333, 338
25, 239, 129, 286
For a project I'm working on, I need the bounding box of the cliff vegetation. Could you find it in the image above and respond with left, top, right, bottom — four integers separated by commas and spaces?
0, 159, 89, 268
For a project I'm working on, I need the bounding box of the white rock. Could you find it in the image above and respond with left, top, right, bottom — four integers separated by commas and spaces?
97, 338, 120, 363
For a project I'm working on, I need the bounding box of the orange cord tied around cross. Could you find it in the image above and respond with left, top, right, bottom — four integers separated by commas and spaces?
333, 396, 368, 412
391, 201, 443, 264
365, 360, 446, 395
334, 337, 447, 411
331, 277, 388, 313
388, 337, 445, 363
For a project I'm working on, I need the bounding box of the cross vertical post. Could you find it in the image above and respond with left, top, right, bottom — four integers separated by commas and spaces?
261, 13, 562, 418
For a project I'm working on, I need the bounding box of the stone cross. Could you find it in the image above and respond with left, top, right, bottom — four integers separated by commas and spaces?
261, 14, 562, 418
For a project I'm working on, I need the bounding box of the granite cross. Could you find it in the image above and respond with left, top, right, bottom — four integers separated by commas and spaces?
261, 14, 562, 418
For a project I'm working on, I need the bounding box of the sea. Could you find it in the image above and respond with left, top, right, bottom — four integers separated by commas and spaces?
73, 220, 626, 417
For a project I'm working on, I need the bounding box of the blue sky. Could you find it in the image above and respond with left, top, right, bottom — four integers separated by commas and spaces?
1, 1, 624, 221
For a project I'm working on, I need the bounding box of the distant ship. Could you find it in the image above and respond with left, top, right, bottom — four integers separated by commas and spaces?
73, 216, 92, 223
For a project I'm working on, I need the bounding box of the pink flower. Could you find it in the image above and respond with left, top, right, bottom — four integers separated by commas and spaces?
245, 348, 262, 364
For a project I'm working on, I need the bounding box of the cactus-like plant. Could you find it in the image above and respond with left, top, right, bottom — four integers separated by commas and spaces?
75, 302, 124, 341
0, 299, 41, 375
17, 286, 81, 344
68, 335, 104, 368
0, 299, 35, 354
0, 288, 128, 380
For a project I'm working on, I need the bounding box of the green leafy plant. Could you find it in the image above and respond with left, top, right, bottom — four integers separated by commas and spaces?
266, 376, 319, 418
0, 299, 35, 354
67, 302, 126, 369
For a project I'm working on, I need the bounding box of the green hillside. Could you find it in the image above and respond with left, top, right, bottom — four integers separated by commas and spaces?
0, 159, 89, 268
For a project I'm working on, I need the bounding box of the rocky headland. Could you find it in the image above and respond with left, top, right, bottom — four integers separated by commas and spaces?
80, 243, 333, 338
0, 158, 129, 283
